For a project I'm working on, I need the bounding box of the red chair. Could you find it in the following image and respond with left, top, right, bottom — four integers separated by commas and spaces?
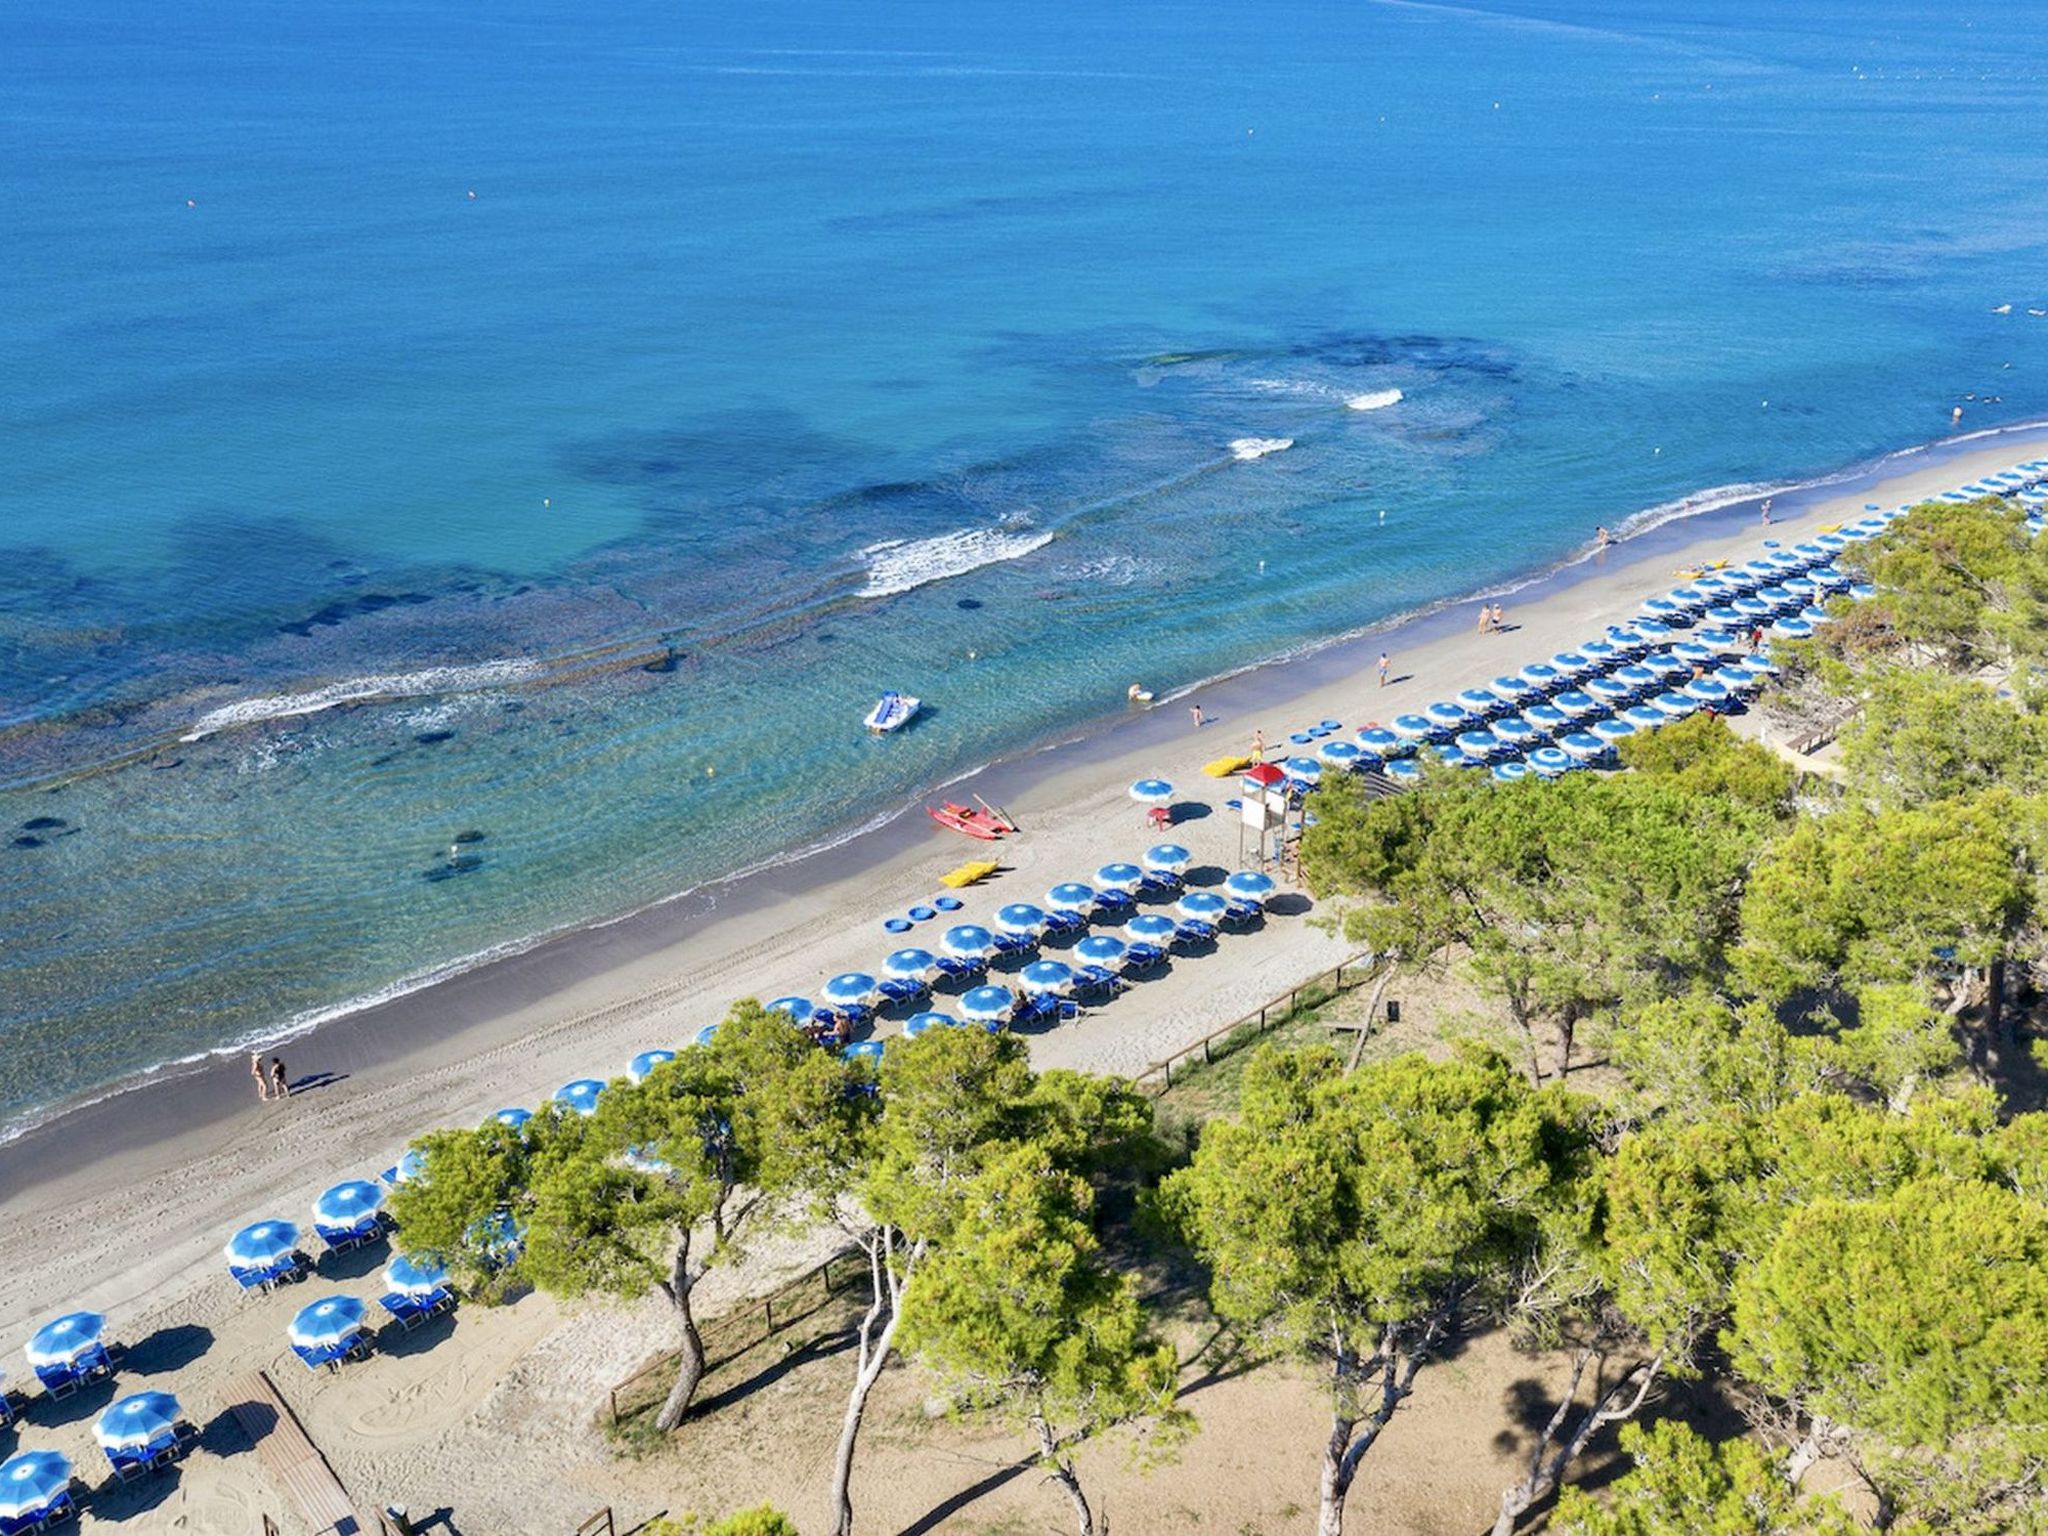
1147, 805, 1172, 830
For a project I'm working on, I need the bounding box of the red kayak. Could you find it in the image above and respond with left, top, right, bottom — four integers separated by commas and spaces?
928, 801, 1010, 840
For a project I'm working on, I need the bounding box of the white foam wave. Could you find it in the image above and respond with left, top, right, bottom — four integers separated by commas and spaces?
856, 525, 1055, 598
1346, 388, 1404, 411
182, 660, 546, 741
1229, 436, 1294, 461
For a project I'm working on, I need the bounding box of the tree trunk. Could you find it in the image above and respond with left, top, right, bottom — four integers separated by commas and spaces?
1318, 1412, 1358, 1536
1507, 1003, 1543, 1088
1553, 1014, 1577, 1082
831, 1227, 913, 1536
1036, 1420, 1097, 1536
1345, 964, 1400, 1074
654, 1229, 705, 1432
1986, 955, 2011, 1062
1488, 1351, 1661, 1536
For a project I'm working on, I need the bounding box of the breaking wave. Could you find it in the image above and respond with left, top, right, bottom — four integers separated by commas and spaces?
181, 659, 546, 740
856, 523, 1056, 598
1229, 436, 1294, 461
1346, 388, 1404, 411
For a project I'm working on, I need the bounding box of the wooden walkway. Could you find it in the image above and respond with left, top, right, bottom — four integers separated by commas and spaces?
225, 1369, 369, 1535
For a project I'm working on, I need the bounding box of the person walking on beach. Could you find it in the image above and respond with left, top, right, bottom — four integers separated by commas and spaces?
1760, 497, 1773, 526
269, 1056, 290, 1100
1189, 703, 1205, 730
1251, 728, 1266, 763
1377, 651, 1390, 687
1477, 603, 1493, 634
1491, 601, 1506, 632
250, 1051, 270, 1103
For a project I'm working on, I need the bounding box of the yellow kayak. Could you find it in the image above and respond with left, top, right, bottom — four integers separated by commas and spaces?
939, 860, 1000, 889
1203, 754, 1253, 778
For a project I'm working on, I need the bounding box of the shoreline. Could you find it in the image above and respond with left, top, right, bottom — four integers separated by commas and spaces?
2, 418, 2044, 1376
5, 416, 2048, 1173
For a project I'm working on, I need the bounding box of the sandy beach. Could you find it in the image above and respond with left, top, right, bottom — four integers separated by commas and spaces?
2, 425, 2045, 1533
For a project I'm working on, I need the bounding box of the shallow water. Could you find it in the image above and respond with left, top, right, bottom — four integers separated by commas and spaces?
4, 0, 2048, 1130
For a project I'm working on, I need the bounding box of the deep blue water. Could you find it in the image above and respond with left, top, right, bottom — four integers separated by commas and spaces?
4, 0, 2048, 1130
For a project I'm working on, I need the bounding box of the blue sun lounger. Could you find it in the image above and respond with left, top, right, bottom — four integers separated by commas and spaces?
1041, 909, 1087, 939
33, 1344, 113, 1400
106, 1424, 196, 1483
933, 955, 985, 983
1124, 941, 1167, 973
876, 977, 930, 1008
378, 1287, 457, 1332
230, 1254, 308, 1294
1137, 871, 1182, 898
315, 1217, 385, 1256
1091, 890, 1137, 920
1173, 919, 1217, 948
990, 931, 1037, 960
1222, 901, 1262, 928
0, 1487, 76, 1534
293, 1333, 372, 1374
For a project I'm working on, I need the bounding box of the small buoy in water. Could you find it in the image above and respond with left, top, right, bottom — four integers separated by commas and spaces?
706, 765, 715, 777
543, 497, 551, 508
968, 649, 977, 660
1258, 559, 1266, 572
1761, 399, 1768, 408
467, 189, 477, 200
1654, 447, 1663, 454
1378, 508, 1386, 523
186, 199, 196, 208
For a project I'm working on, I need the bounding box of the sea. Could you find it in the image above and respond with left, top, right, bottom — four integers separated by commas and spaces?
4, 0, 2047, 1136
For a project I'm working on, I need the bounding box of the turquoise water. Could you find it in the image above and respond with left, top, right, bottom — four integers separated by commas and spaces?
5, 0, 2048, 1130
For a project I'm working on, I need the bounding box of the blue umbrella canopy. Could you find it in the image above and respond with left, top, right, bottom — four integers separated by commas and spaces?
313, 1180, 385, 1231
1622, 704, 1668, 729
25, 1311, 106, 1369
0, 1450, 72, 1520
1585, 676, 1632, 702
1318, 739, 1362, 765
1385, 759, 1424, 782
1125, 912, 1179, 942
1558, 732, 1607, 759
627, 1049, 677, 1083
959, 985, 1016, 1022
1528, 746, 1575, 776
385, 1253, 451, 1296
1225, 869, 1277, 899
391, 1146, 429, 1185
1614, 664, 1657, 688
766, 996, 815, 1026
1424, 701, 1469, 725
1672, 640, 1717, 661
842, 1040, 886, 1062
883, 948, 937, 980
1176, 891, 1229, 919
1552, 690, 1596, 716
941, 923, 996, 957
902, 1011, 958, 1037
1487, 675, 1536, 701
1095, 863, 1144, 890
489, 1106, 533, 1132
1074, 934, 1129, 965
1605, 626, 1648, 650
289, 1295, 368, 1350
1143, 844, 1192, 872
1682, 678, 1731, 704
1128, 777, 1175, 804
1020, 960, 1077, 994
1551, 651, 1594, 674
1578, 639, 1620, 661
1491, 761, 1529, 782
1282, 755, 1322, 781
226, 1220, 300, 1270
467, 1209, 526, 1264
1455, 729, 1501, 759
1589, 716, 1636, 742
95, 1389, 183, 1452
1389, 713, 1436, 738
1355, 726, 1402, 753
1045, 882, 1099, 911
1517, 664, 1561, 689
554, 1079, 606, 1116
1634, 619, 1674, 641
995, 903, 1048, 935
1491, 717, 1538, 743
822, 972, 879, 1004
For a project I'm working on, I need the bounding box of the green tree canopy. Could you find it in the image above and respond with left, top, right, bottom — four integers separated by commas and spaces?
1552, 1419, 1858, 1536
1615, 713, 1797, 814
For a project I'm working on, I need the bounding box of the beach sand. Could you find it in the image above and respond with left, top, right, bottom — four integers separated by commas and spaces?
1, 426, 2043, 1532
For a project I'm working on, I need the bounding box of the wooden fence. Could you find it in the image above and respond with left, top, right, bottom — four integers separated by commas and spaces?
1132, 953, 1381, 1094
606, 1248, 861, 1425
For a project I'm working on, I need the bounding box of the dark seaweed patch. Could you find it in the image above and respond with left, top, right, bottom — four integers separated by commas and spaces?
414, 730, 456, 745
12, 836, 44, 849
22, 816, 67, 831
452, 830, 486, 844
956, 598, 983, 610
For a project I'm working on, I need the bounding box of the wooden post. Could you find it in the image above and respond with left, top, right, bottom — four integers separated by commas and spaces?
763, 1297, 774, 1336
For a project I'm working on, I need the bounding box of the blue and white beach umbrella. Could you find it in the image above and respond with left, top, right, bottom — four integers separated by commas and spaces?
489, 1107, 533, 1132
1045, 882, 1098, 913
467, 1209, 526, 1264
1650, 692, 1697, 718
1176, 891, 1229, 920
842, 1040, 885, 1062
1224, 870, 1276, 902
883, 948, 937, 981
1639, 596, 1682, 621
1558, 732, 1607, 761
1623, 704, 1669, 731
1772, 616, 1814, 639
1096, 862, 1145, 891
1433, 745, 1477, 769
1522, 703, 1569, 733
1355, 726, 1403, 754
1682, 678, 1731, 705
1635, 619, 1674, 641
1694, 628, 1742, 651
26, 1312, 106, 1370
996, 903, 1048, 935
226, 1221, 300, 1271
1389, 713, 1436, 739
1455, 688, 1499, 715
1552, 690, 1596, 718
554, 1079, 606, 1116
1385, 759, 1424, 783
1282, 755, 1322, 784
1528, 746, 1575, 778
1020, 959, 1076, 995
1491, 717, 1538, 747
1075, 934, 1129, 967
1641, 651, 1687, 678
960, 985, 1016, 1024
1491, 761, 1529, 783
1487, 675, 1536, 702
1614, 664, 1657, 689
941, 924, 995, 959
391, 1147, 429, 1185
1585, 676, 1632, 704
1424, 701, 1470, 727
1706, 604, 1747, 628
1319, 739, 1362, 767
1128, 778, 1175, 805
1672, 641, 1717, 663
313, 1181, 384, 1233
289, 1295, 368, 1351
91, 1392, 180, 1458
822, 972, 879, 1007
385, 1253, 451, 1297
1518, 663, 1562, 690
0, 1450, 71, 1521
1455, 729, 1502, 760
767, 996, 816, 1026
1606, 626, 1648, 651
902, 1012, 958, 1038
627, 1049, 677, 1083
1143, 844, 1192, 872
1126, 912, 1179, 942
1588, 717, 1636, 744
1578, 639, 1620, 662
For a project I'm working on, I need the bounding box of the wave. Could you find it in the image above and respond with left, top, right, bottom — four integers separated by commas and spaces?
856, 523, 1056, 598
180, 659, 546, 741
1229, 436, 1294, 461
1346, 388, 1404, 411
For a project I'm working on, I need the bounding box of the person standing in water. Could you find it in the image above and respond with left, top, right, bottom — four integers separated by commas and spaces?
251, 1052, 270, 1103
1595, 525, 1610, 550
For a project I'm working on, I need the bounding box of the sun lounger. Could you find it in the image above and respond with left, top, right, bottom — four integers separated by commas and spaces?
292, 1333, 372, 1374
1041, 909, 1087, 939
1173, 919, 1217, 947
933, 955, 984, 983
1124, 941, 1166, 972
1014, 993, 1062, 1026
33, 1344, 112, 1400
378, 1287, 457, 1332
314, 1221, 381, 1256
231, 1254, 309, 1294
990, 932, 1037, 959
1222, 901, 1262, 928
0, 1487, 76, 1534
1137, 871, 1182, 898
876, 977, 930, 1008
